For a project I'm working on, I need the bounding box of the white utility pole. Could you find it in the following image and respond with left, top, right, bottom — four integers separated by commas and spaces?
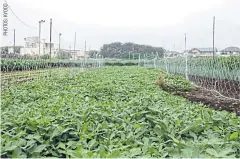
38, 20, 45, 57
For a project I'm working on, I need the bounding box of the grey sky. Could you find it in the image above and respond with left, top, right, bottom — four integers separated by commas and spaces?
1, 0, 240, 51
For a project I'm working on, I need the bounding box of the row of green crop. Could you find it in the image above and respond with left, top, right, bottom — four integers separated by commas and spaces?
1, 67, 239, 157
104, 60, 138, 66
0, 59, 138, 72
0, 59, 103, 72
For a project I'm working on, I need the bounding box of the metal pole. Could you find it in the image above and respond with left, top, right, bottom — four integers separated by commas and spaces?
13, 29, 15, 54
84, 41, 86, 54
39, 21, 41, 57
43, 39, 46, 54
59, 33, 61, 59
185, 33, 188, 80
132, 46, 134, 60
213, 16, 215, 57
50, 18, 52, 60
185, 33, 186, 52
74, 32, 76, 59
69, 45, 71, 59
138, 53, 140, 66
38, 20, 45, 58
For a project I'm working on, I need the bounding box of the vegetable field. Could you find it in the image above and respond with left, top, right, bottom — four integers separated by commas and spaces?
1, 67, 240, 158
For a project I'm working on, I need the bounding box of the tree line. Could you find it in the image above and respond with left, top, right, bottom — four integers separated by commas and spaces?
89, 42, 165, 59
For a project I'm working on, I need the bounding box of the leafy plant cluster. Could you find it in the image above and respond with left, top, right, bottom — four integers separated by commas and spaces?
1, 67, 240, 158
1, 59, 139, 72
155, 71, 195, 92
1, 59, 99, 72
105, 60, 138, 66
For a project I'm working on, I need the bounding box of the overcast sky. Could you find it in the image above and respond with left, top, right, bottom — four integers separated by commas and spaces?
1, 0, 240, 51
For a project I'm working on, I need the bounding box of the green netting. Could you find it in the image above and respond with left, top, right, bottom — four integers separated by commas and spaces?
141, 55, 240, 100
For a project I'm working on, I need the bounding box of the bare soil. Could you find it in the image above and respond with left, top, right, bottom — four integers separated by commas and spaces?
169, 87, 240, 116
188, 75, 240, 100
156, 74, 240, 116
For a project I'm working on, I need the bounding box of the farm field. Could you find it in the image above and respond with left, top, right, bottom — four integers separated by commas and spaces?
1, 67, 84, 90
1, 66, 240, 158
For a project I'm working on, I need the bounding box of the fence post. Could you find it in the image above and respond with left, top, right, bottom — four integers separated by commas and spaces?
185, 52, 188, 80
164, 51, 168, 73
143, 54, 145, 67
138, 53, 140, 66
184, 33, 188, 80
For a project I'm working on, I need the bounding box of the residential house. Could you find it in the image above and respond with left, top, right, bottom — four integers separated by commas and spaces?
164, 50, 183, 58
59, 49, 89, 60
169, 51, 181, 57
188, 48, 218, 57
221, 47, 240, 55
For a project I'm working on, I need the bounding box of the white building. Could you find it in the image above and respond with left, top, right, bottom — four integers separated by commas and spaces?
20, 36, 55, 57
60, 49, 89, 60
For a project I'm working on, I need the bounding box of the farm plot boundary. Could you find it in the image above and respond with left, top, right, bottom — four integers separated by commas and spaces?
142, 56, 240, 101
154, 73, 240, 115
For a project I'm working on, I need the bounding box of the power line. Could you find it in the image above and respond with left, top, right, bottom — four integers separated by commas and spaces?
4, 0, 37, 29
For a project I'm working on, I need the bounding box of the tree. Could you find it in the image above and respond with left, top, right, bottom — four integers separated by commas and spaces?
99, 42, 165, 59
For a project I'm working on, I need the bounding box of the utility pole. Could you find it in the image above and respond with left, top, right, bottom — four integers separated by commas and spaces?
59, 33, 61, 59
74, 32, 76, 58
50, 18, 52, 59
185, 33, 186, 52
213, 16, 215, 57
38, 20, 45, 57
13, 29, 15, 54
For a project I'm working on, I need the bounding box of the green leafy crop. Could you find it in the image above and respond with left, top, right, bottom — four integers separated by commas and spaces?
1, 66, 239, 157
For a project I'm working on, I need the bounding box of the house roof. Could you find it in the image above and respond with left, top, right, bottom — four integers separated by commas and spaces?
221, 47, 240, 52
170, 51, 180, 54
195, 48, 217, 52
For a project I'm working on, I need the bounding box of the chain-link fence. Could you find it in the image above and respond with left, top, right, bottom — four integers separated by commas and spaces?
140, 50, 240, 100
